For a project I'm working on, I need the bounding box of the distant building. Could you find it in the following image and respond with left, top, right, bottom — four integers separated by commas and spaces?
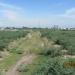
51, 25, 59, 30
0, 27, 5, 30
70, 28, 75, 30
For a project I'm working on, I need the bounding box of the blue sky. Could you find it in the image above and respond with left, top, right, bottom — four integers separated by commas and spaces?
0, 0, 75, 28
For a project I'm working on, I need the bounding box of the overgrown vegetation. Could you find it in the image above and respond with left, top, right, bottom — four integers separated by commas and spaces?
0, 30, 29, 75
0, 30, 28, 51
38, 47, 62, 57
17, 28, 75, 75
0, 28, 75, 75
18, 56, 75, 75
40, 29, 75, 55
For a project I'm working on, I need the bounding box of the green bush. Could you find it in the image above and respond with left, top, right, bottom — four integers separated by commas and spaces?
18, 56, 75, 75
9, 48, 23, 54
40, 29, 75, 55
38, 47, 62, 57
18, 64, 29, 72
0, 31, 28, 51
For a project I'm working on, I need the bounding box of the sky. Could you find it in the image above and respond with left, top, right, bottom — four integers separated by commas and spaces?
0, 0, 75, 28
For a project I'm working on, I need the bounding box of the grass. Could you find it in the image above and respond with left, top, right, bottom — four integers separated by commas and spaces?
0, 31, 51, 74
18, 55, 75, 75
18, 55, 49, 75
0, 29, 75, 75
0, 31, 46, 71
8, 31, 52, 54
16, 30, 75, 75
0, 52, 21, 70
40, 29, 75, 55
0, 30, 28, 51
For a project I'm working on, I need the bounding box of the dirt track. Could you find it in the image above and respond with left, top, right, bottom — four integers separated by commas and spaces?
5, 54, 35, 75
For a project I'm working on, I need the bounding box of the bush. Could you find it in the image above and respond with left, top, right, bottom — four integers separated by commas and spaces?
0, 31, 28, 51
19, 56, 75, 75
38, 47, 62, 57
17, 64, 29, 72
40, 29, 75, 55
9, 48, 23, 54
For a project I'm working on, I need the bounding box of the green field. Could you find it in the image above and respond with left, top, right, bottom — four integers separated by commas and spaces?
0, 28, 75, 75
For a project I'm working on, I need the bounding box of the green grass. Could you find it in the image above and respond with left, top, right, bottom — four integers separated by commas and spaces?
0, 31, 51, 74
18, 55, 49, 75
16, 30, 75, 75
0, 29, 75, 75
0, 30, 28, 51
8, 31, 52, 54
18, 55, 75, 75
0, 53, 21, 70
40, 29, 75, 55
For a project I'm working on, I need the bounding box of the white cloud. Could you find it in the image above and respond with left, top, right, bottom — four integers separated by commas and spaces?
0, 2, 75, 28
65, 8, 75, 15
0, 8, 48, 27
0, 2, 22, 10
3, 10, 17, 20
58, 8, 75, 19
46, 8, 75, 28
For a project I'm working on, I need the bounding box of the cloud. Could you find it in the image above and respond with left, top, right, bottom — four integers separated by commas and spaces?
46, 8, 75, 28
0, 2, 24, 22
1, 7, 75, 28
3, 10, 17, 20
0, 8, 48, 27
0, 2, 75, 28
0, 2, 22, 10
65, 8, 75, 15
0, 2, 48, 27
58, 8, 75, 19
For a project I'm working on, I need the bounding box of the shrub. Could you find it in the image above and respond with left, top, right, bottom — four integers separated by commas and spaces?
0, 31, 28, 51
9, 48, 23, 54
38, 47, 62, 57
17, 64, 29, 72
19, 56, 75, 75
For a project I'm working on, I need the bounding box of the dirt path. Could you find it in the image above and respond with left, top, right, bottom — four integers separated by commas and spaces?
5, 54, 35, 75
